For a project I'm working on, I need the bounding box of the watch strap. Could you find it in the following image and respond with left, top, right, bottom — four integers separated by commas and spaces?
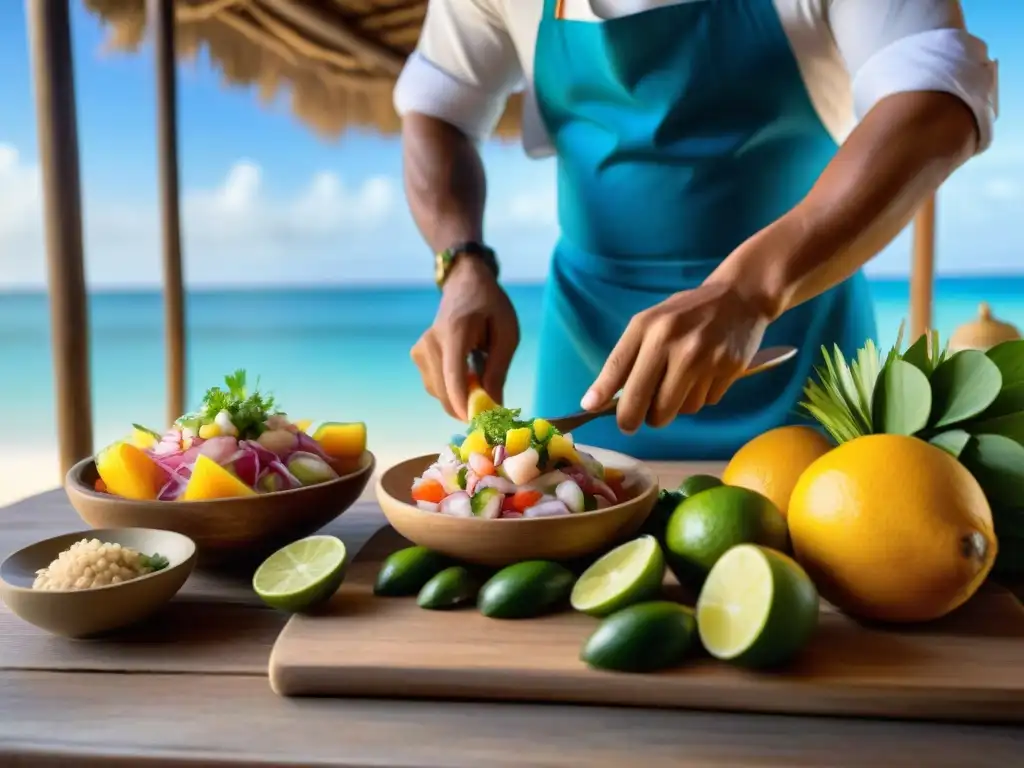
435, 242, 499, 288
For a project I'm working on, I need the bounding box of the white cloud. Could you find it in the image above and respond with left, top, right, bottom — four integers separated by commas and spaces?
0, 142, 405, 288
2, 136, 1023, 289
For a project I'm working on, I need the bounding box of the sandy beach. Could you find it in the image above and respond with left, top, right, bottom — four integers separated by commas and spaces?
1, 448, 64, 507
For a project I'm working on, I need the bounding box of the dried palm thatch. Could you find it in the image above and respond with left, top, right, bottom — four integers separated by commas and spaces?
83, 0, 523, 139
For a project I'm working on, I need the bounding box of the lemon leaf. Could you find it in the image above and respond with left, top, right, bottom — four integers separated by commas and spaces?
928, 350, 1003, 429
986, 339, 1024, 388
959, 433, 1024, 508
871, 359, 931, 435
929, 429, 972, 459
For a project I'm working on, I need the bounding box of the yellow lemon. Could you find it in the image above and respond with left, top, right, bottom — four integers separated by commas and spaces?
788, 434, 996, 623
721, 426, 833, 518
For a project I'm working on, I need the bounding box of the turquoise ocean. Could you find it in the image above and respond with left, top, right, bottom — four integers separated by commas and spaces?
2, 277, 1022, 460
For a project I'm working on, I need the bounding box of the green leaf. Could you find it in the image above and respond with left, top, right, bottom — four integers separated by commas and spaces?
986, 339, 1024, 388
901, 333, 933, 376
959, 433, 1024, 508
927, 350, 1002, 429
977, 382, 1024, 420
966, 411, 1024, 444
929, 429, 972, 459
992, 507, 1024, 539
871, 359, 932, 435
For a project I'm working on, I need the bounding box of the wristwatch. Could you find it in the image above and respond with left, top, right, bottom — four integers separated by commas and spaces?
435, 241, 500, 289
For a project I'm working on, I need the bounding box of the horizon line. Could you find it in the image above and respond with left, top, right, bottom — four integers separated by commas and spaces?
2, 272, 1024, 295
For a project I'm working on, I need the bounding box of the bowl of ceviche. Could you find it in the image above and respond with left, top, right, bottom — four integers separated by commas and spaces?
65, 370, 374, 563
376, 406, 659, 566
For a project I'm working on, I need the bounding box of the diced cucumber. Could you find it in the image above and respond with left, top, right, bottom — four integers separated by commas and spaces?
471, 487, 503, 519
457, 466, 469, 490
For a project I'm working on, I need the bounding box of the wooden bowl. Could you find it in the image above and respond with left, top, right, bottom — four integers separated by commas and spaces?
376, 446, 659, 567
65, 452, 375, 565
0, 528, 196, 638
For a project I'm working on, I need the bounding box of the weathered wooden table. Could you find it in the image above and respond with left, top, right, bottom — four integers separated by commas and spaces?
1, 464, 1022, 767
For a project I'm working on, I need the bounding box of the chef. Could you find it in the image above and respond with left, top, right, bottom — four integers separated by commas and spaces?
396, 0, 997, 459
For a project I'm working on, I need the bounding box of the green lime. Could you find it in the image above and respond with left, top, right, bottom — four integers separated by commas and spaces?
374, 546, 450, 597
696, 544, 818, 669
580, 601, 697, 673
665, 485, 788, 587
417, 566, 481, 610
678, 474, 723, 498
252, 535, 348, 612
570, 535, 665, 617
478, 561, 576, 619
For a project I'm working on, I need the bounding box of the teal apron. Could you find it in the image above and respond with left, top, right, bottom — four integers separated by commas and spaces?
531, 0, 877, 460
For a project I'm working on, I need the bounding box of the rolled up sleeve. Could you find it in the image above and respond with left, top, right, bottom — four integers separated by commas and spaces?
829, 0, 998, 153
393, 0, 524, 143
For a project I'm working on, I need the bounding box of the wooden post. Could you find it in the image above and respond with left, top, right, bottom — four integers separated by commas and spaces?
151, 0, 187, 423
26, 0, 93, 479
910, 195, 937, 341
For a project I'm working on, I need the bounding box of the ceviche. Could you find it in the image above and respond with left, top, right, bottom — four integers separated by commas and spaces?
411, 406, 634, 519
93, 370, 367, 502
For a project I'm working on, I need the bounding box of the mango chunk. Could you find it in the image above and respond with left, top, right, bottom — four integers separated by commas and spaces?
460, 428, 491, 461
548, 434, 581, 465
467, 386, 499, 420
95, 442, 166, 501
308, 421, 367, 459
182, 455, 257, 501
531, 418, 554, 442
504, 427, 533, 456
129, 424, 161, 451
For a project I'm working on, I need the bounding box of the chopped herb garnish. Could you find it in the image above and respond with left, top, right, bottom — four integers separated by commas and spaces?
199, 369, 278, 440
469, 405, 531, 446
142, 553, 170, 572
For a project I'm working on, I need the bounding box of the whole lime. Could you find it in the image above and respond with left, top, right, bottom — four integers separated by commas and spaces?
665, 485, 787, 587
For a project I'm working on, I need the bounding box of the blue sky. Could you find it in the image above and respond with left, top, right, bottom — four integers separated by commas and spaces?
0, 0, 1021, 289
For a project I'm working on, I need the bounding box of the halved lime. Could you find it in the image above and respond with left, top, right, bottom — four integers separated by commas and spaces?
570, 534, 665, 617
253, 535, 348, 612
696, 544, 818, 669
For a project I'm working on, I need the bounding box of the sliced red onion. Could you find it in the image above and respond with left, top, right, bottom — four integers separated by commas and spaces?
476, 475, 516, 494
523, 499, 570, 518
595, 496, 612, 510
416, 501, 440, 513
438, 445, 460, 465
157, 475, 186, 501
229, 447, 260, 488
439, 491, 473, 518
295, 431, 333, 462
264, 460, 302, 491
242, 439, 278, 467
437, 463, 462, 495
500, 510, 524, 519
465, 470, 480, 496
199, 436, 239, 466
492, 445, 507, 466
152, 440, 182, 457
590, 478, 618, 504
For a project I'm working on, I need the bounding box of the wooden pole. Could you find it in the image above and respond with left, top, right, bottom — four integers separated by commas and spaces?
26, 0, 94, 479
150, 0, 187, 423
910, 195, 937, 341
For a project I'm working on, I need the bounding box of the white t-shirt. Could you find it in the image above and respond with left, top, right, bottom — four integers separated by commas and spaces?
393, 0, 998, 158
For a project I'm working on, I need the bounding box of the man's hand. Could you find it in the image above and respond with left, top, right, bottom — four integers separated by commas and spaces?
411, 258, 520, 421
581, 282, 770, 434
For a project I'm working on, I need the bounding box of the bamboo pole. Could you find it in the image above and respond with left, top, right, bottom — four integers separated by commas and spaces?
150, 0, 187, 424
26, 0, 94, 479
910, 195, 937, 341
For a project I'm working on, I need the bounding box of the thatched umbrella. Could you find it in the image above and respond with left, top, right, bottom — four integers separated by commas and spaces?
83, 0, 524, 138
28, 0, 936, 478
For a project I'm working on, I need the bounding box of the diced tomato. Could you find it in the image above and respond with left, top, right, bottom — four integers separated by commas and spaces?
508, 489, 543, 512
94, 478, 108, 493
411, 478, 446, 504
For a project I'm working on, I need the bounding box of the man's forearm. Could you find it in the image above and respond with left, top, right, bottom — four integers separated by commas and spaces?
402, 113, 487, 254
712, 91, 980, 321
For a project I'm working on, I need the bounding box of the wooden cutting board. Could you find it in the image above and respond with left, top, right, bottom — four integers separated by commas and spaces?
269, 527, 1024, 723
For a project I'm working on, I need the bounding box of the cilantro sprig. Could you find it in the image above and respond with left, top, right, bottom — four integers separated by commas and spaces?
200, 369, 278, 439
469, 405, 531, 446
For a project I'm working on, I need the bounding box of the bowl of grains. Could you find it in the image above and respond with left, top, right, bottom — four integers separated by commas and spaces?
0, 528, 196, 638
